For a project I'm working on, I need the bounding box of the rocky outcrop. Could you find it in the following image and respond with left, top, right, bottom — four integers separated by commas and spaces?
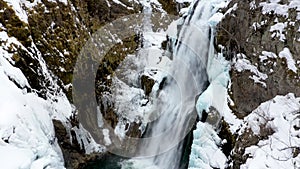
53, 120, 103, 169
154, 0, 190, 15
140, 74, 156, 96
217, 0, 299, 117
0, 0, 143, 167
216, 0, 300, 168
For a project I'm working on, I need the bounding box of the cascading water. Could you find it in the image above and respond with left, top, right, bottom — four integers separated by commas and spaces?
121, 0, 227, 168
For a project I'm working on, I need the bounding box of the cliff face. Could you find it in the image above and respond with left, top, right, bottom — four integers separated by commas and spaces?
217, 0, 299, 117
216, 0, 300, 168
0, 0, 186, 168
1, 0, 299, 168
0, 0, 142, 168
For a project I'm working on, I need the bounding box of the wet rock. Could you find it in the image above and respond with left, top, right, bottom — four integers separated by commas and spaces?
140, 75, 156, 96
80, 152, 125, 169
53, 120, 103, 169
218, 119, 236, 158
201, 106, 222, 128
206, 107, 222, 127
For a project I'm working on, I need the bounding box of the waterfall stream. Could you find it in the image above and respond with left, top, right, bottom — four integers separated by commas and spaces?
120, 0, 226, 168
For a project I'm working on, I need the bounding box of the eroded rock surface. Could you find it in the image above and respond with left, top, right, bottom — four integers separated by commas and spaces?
217, 0, 300, 117
216, 1, 300, 168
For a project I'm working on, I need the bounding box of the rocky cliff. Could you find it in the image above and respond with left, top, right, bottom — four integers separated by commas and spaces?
0, 0, 299, 168
0, 0, 141, 168
216, 0, 300, 168
0, 0, 187, 168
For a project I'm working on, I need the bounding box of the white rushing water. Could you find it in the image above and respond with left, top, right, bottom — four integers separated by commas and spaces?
122, 0, 228, 168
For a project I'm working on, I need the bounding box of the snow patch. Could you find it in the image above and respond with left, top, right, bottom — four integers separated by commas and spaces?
270, 22, 287, 41
259, 51, 277, 62
224, 3, 238, 16
0, 68, 65, 168
259, 49, 298, 74
102, 129, 112, 146
260, 0, 300, 19
241, 93, 300, 169
234, 53, 268, 87
279, 48, 298, 73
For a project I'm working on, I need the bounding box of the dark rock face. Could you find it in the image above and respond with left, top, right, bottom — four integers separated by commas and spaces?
140, 75, 156, 96
28, 0, 139, 101
216, 1, 300, 168
217, 0, 300, 118
230, 61, 300, 118
218, 119, 236, 158
53, 120, 103, 169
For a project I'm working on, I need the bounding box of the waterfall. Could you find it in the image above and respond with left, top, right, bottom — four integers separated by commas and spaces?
121, 0, 227, 168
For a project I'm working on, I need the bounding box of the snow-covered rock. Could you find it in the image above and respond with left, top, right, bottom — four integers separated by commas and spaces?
240, 94, 300, 169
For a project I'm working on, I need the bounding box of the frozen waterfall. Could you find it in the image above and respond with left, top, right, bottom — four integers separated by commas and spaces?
122, 0, 229, 168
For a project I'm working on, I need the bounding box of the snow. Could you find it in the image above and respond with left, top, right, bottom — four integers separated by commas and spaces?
114, 121, 127, 140
259, 51, 277, 62
112, 0, 129, 8
111, 76, 154, 123
48, 0, 68, 5
179, 7, 189, 15
223, 80, 242, 133
0, 1, 105, 167
143, 32, 167, 48
0, 66, 65, 168
240, 93, 300, 169
259, 49, 298, 73
3, 0, 68, 24
0, 50, 30, 89
208, 12, 225, 27
0, 146, 34, 169
224, 3, 238, 16
106, 0, 111, 7
102, 129, 112, 146
252, 21, 263, 31
166, 20, 179, 39
279, 48, 298, 73
234, 53, 268, 87
270, 22, 287, 41
260, 1, 289, 18
0, 32, 85, 163
175, 0, 192, 3
109, 29, 170, 140
207, 1, 235, 27
110, 46, 170, 140
260, 0, 300, 19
